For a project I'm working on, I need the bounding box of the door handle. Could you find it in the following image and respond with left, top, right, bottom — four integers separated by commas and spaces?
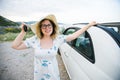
64, 52, 69, 57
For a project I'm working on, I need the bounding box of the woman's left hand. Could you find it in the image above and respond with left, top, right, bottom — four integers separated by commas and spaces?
88, 21, 97, 27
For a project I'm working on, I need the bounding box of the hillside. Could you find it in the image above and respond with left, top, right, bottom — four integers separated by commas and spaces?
0, 15, 67, 28
0, 15, 19, 27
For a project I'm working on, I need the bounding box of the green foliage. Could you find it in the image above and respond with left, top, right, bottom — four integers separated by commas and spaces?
0, 31, 34, 41
0, 33, 19, 41
25, 31, 34, 39
3, 27, 32, 33
4, 28, 21, 33
0, 16, 19, 26
0, 27, 65, 41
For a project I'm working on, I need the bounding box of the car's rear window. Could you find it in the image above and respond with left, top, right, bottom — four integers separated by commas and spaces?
98, 26, 120, 47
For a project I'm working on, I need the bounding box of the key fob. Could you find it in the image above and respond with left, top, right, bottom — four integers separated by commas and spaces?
23, 25, 27, 32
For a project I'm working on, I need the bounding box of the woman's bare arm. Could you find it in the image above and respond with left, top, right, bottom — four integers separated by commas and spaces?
66, 21, 97, 42
12, 24, 27, 50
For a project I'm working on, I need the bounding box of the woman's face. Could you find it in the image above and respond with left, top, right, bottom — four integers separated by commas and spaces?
41, 20, 53, 37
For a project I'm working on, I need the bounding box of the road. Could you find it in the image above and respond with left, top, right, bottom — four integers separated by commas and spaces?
0, 42, 70, 80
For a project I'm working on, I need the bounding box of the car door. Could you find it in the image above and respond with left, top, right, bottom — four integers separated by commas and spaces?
60, 27, 91, 80
62, 26, 120, 80
59, 28, 76, 79
66, 29, 96, 80
60, 27, 112, 80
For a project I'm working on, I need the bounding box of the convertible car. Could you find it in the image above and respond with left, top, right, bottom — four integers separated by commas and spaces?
59, 22, 120, 80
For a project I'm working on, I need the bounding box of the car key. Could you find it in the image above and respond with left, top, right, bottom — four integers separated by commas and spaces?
23, 25, 28, 32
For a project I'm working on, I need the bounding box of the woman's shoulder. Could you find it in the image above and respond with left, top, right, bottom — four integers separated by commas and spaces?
54, 35, 67, 46
24, 35, 39, 48
26, 35, 38, 41
56, 35, 67, 39
54, 35, 67, 42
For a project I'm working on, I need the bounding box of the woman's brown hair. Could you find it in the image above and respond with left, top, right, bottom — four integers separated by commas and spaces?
36, 19, 59, 39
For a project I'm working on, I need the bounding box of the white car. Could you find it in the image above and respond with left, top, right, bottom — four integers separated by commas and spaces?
59, 22, 120, 80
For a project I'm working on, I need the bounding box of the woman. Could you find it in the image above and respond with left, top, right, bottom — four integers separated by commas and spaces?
12, 14, 97, 80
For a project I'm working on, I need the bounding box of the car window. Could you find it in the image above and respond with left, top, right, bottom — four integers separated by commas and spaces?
63, 28, 77, 45
74, 32, 95, 63
64, 28, 76, 35
98, 26, 120, 47
64, 28, 95, 63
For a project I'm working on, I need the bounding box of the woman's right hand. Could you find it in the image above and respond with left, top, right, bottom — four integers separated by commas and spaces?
12, 23, 27, 50
20, 23, 27, 32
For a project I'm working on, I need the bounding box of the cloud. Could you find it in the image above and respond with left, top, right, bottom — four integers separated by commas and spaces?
0, 0, 120, 23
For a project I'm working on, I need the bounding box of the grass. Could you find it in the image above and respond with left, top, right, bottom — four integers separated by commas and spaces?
0, 31, 34, 42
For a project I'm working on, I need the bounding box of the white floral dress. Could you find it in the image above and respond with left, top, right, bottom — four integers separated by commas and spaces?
24, 35, 67, 80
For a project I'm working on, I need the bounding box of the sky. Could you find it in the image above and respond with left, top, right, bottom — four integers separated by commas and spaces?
0, 0, 120, 24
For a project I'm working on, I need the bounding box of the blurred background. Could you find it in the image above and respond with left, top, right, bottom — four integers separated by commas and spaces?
0, 0, 120, 80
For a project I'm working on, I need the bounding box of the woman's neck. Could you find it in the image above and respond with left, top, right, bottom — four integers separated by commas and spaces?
42, 36, 52, 40
40, 36, 53, 49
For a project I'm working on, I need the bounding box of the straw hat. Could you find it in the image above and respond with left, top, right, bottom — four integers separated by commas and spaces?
30, 14, 59, 34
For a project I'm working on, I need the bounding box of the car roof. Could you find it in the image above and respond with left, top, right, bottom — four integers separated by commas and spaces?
73, 22, 120, 33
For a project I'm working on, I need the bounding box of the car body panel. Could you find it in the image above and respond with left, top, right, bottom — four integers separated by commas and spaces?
59, 25, 120, 80
60, 43, 90, 80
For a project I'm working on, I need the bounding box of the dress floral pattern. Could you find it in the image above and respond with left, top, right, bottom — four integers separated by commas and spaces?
24, 35, 67, 80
